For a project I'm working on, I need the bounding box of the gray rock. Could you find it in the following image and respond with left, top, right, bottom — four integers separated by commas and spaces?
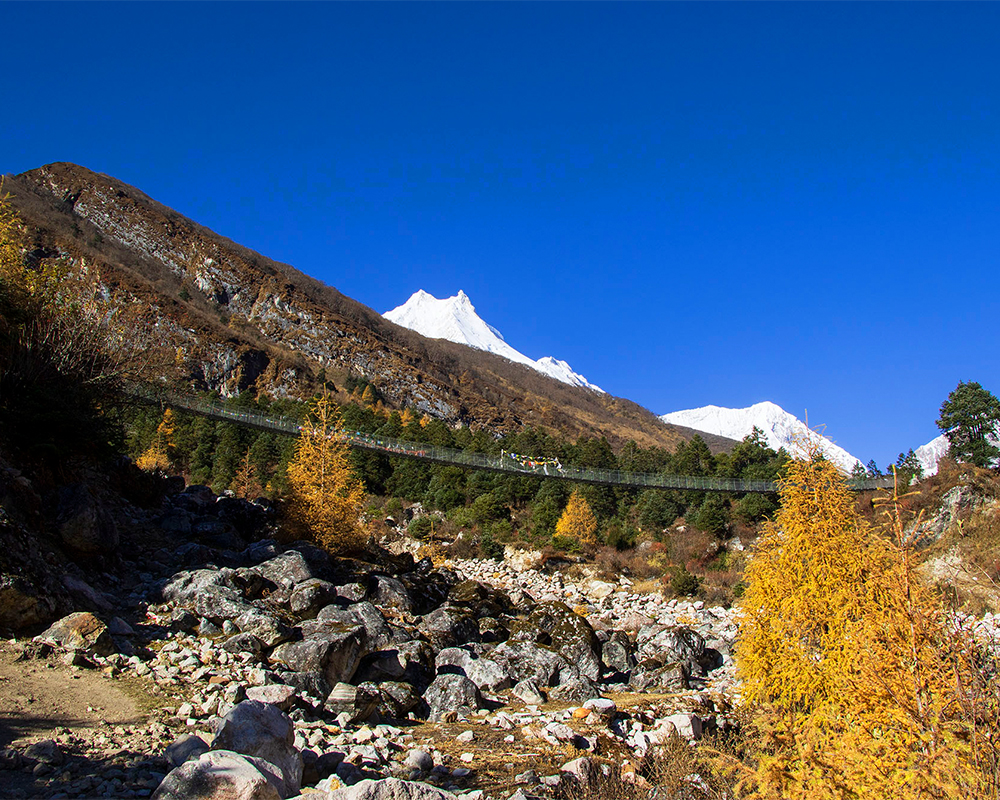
271, 623, 369, 687
323, 682, 380, 723
56, 484, 119, 554
434, 647, 511, 693
328, 777, 459, 800
289, 579, 340, 619
417, 605, 480, 649
316, 602, 393, 651
370, 576, 414, 612
223, 633, 265, 656
511, 680, 545, 706
195, 585, 254, 624
405, 749, 434, 773
152, 749, 284, 800
24, 739, 64, 766
334, 582, 368, 603
635, 625, 706, 676
490, 641, 570, 688
246, 685, 298, 711
161, 568, 238, 605
423, 674, 483, 722
601, 633, 635, 675
560, 757, 594, 787
629, 660, 689, 692
378, 681, 422, 718
253, 551, 315, 589
164, 734, 210, 768
211, 700, 304, 796
354, 640, 435, 688
509, 602, 602, 681
236, 610, 293, 648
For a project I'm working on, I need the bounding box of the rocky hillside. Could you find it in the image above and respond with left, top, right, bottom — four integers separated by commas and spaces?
3, 162, 731, 454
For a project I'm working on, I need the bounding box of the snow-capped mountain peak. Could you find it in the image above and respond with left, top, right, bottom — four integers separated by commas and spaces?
659, 401, 863, 474
384, 290, 604, 393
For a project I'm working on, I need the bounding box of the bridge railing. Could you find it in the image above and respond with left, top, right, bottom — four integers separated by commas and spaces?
132, 386, 891, 494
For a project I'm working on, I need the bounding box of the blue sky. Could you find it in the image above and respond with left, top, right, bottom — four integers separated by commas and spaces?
3, 2, 998, 467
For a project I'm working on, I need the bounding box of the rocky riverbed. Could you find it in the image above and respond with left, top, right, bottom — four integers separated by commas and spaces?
0, 480, 748, 800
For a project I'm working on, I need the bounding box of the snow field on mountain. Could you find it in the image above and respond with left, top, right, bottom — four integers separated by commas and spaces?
384, 290, 604, 392
660, 401, 864, 474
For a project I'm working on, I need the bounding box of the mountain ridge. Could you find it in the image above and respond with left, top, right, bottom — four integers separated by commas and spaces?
3, 161, 734, 454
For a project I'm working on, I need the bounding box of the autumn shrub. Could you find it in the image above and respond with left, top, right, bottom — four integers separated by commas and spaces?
732, 456, 1000, 798
0, 191, 151, 458
284, 393, 367, 553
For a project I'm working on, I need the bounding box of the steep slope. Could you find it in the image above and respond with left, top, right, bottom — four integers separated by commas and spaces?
660, 401, 863, 473
3, 162, 732, 453
384, 290, 603, 392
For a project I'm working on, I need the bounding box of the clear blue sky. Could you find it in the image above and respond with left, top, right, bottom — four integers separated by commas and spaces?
3, 2, 998, 467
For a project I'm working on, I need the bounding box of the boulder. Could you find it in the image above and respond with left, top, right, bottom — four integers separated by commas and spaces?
0, 573, 57, 631
489, 640, 571, 688
236, 609, 293, 648
253, 551, 315, 590
246, 685, 298, 711
378, 681, 422, 718
370, 576, 414, 612
327, 777, 459, 800
161, 568, 239, 606
635, 625, 706, 676
509, 601, 602, 681
417, 605, 480, 649
164, 734, 210, 768
36, 612, 114, 656
601, 632, 635, 675
434, 647, 511, 693
423, 674, 483, 722
56, 484, 119, 554
317, 602, 393, 650
211, 700, 303, 796
353, 640, 435, 689
289, 579, 340, 619
152, 749, 284, 800
323, 682, 380, 723
629, 660, 688, 693
270, 623, 368, 687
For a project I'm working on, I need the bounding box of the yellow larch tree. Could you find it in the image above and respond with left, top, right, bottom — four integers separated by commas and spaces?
732, 456, 991, 799
137, 409, 176, 472
231, 448, 264, 499
285, 393, 367, 553
556, 489, 599, 549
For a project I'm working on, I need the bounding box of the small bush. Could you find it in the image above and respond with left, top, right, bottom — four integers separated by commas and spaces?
408, 516, 433, 539
670, 566, 701, 597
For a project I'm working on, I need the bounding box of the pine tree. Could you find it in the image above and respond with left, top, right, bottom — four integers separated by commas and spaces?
937, 381, 1000, 468
285, 393, 367, 553
555, 489, 598, 548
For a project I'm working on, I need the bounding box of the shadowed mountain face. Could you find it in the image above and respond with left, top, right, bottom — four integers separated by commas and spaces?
4, 162, 733, 453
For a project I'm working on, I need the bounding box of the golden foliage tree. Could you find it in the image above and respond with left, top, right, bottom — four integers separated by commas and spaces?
285, 393, 367, 553
733, 457, 996, 798
556, 489, 599, 548
231, 448, 264, 499
136, 409, 176, 472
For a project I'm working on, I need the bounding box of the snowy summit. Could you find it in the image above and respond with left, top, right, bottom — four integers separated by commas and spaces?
660, 401, 863, 474
384, 290, 604, 393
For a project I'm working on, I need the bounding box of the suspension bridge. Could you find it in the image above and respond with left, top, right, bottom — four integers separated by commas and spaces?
134, 387, 894, 495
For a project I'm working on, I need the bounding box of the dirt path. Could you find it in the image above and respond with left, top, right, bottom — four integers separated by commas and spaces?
0, 640, 143, 749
